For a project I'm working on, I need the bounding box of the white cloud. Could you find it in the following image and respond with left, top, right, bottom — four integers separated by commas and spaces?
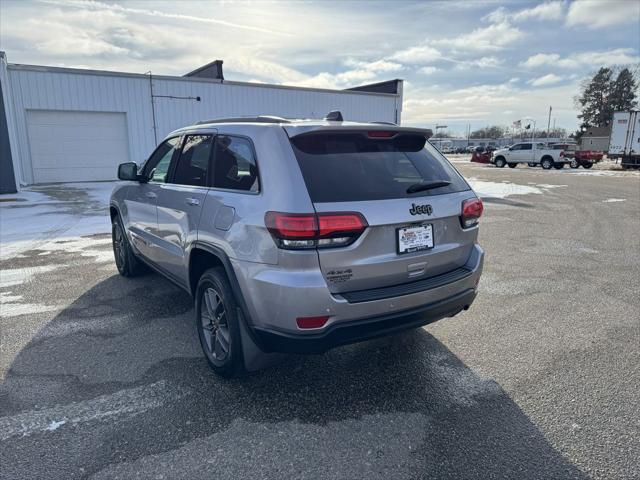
390, 45, 441, 64
528, 73, 564, 87
521, 48, 640, 69
455, 56, 504, 70
417, 66, 440, 75
566, 0, 640, 29
486, 2, 564, 23
432, 22, 525, 52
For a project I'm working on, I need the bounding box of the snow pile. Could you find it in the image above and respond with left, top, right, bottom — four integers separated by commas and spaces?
0, 182, 116, 260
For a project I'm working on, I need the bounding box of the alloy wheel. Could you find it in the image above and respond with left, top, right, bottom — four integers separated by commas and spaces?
200, 287, 230, 362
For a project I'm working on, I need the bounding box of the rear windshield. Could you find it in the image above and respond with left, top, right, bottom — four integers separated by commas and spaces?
290, 132, 470, 202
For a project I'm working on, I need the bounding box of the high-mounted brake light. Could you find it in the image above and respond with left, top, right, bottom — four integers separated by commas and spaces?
460, 198, 483, 228
265, 211, 367, 249
367, 130, 397, 138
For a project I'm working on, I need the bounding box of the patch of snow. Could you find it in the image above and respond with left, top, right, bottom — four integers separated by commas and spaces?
468, 179, 543, 198
45, 420, 66, 432
0, 380, 184, 441
0, 182, 117, 260
1, 303, 59, 318
0, 265, 60, 288
602, 198, 626, 203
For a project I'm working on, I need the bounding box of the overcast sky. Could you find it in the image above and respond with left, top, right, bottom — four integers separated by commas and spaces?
1, 0, 638, 134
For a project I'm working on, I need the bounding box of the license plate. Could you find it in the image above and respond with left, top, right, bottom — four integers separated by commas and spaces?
397, 224, 434, 254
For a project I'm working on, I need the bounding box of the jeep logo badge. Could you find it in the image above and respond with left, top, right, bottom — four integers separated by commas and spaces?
409, 203, 433, 216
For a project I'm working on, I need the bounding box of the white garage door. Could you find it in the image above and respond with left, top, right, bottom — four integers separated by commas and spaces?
26, 110, 129, 183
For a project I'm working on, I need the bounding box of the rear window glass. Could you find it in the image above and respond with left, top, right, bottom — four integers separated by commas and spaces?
290, 133, 470, 202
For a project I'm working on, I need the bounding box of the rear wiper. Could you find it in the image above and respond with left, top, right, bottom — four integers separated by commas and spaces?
406, 180, 451, 194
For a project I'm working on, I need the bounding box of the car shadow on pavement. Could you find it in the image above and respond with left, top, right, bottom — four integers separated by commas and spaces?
1, 271, 588, 480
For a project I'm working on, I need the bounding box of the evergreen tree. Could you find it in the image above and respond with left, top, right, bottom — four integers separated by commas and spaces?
576, 67, 613, 132
610, 68, 638, 112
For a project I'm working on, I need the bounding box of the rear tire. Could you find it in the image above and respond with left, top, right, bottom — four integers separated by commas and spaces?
112, 216, 147, 277
508, 163, 517, 168
582, 162, 593, 169
553, 162, 564, 170
541, 157, 554, 170
195, 268, 245, 378
494, 157, 506, 168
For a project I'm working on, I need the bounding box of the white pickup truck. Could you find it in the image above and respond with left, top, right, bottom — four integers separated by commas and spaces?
491, 142, 565, 169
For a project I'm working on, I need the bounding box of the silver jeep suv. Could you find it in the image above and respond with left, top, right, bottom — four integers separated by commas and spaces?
111, 113, 484, 377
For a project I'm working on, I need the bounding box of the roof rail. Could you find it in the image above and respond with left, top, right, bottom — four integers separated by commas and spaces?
195, 115, 290, 125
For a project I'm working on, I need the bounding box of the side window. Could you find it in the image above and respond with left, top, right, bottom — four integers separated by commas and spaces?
213, 136, 259, 192
172, 135, 213, 187
510, 144, 522, 151
145, 137, 181, 183
521, 143, 532, 150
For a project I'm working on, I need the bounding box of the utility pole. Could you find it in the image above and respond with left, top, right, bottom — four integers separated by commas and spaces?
546, 106, 552, 144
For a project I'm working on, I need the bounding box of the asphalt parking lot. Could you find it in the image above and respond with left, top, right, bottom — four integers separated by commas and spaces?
1, 161, 639, 479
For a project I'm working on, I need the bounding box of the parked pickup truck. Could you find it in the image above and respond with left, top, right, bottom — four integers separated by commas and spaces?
550, 143, 602, 169
491, 142, 565, 169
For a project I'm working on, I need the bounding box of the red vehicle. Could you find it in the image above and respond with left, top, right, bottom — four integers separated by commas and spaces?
551, 143, 603, 169
470, 146, 492, 164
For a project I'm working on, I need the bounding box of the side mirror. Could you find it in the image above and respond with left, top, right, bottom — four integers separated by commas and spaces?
117, 162, 139, 181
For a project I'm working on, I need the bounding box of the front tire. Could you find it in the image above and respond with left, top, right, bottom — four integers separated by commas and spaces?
582, 162, 593, 169
196, 268, 245, 378
541, 157, 554, 170
570, 159, 579, 168
527, 162, 537, 167
508, 163, 517, 168
112, 216, 146, 277
495, 157, 506, 168
553, 162, 564, 169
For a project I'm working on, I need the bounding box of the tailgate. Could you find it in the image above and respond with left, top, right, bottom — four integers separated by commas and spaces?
314, 193, 477, 293
288, 129, 478, 294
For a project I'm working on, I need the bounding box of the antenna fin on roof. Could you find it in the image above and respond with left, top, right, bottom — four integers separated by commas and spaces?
324, 110, 343, 122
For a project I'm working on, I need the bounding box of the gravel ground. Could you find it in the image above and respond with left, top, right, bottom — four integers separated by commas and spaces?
1, 161, 639, 479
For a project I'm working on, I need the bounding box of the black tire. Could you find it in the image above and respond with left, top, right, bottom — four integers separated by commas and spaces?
112, 215, 147, 277
494, 157, 506, 168
582, 162, 593, 169
527, 162, 537, 167
553, 162, 564, 169
195, 268, 245, 378
570, 159, 579, 168
508, 163, 517, 168
541, 157, 554, 170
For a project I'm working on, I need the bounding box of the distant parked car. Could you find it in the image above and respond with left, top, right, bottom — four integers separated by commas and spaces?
455, 147, 467, 154
466, 146, 476, 153
491, 142, 565, 169
550, 143, 602, 169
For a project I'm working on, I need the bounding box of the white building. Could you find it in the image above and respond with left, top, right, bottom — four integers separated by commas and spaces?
0, 52, 403, 193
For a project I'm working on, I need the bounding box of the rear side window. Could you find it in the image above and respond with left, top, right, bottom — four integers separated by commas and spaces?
212, 135, 259, 192
290, 132, 469, 202
173, 134, 213, 187
521, 143, 533, 150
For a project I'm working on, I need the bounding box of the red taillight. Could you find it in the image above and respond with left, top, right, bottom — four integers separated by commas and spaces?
264, 212, 317, 238
367, 130, 397, 138
296, 315, 330, 329
265, 211, 367, 249
461, 198, 483, 228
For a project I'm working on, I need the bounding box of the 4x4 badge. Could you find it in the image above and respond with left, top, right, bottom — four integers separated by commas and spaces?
409, 203, 433, 215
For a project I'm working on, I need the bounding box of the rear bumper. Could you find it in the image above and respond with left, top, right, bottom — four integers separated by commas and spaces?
252, 288, 476, 354
231, 244, 484, 353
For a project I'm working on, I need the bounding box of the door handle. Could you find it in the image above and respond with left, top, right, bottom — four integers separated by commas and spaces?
185, 197, 200, 206
145, 191, 157, 199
